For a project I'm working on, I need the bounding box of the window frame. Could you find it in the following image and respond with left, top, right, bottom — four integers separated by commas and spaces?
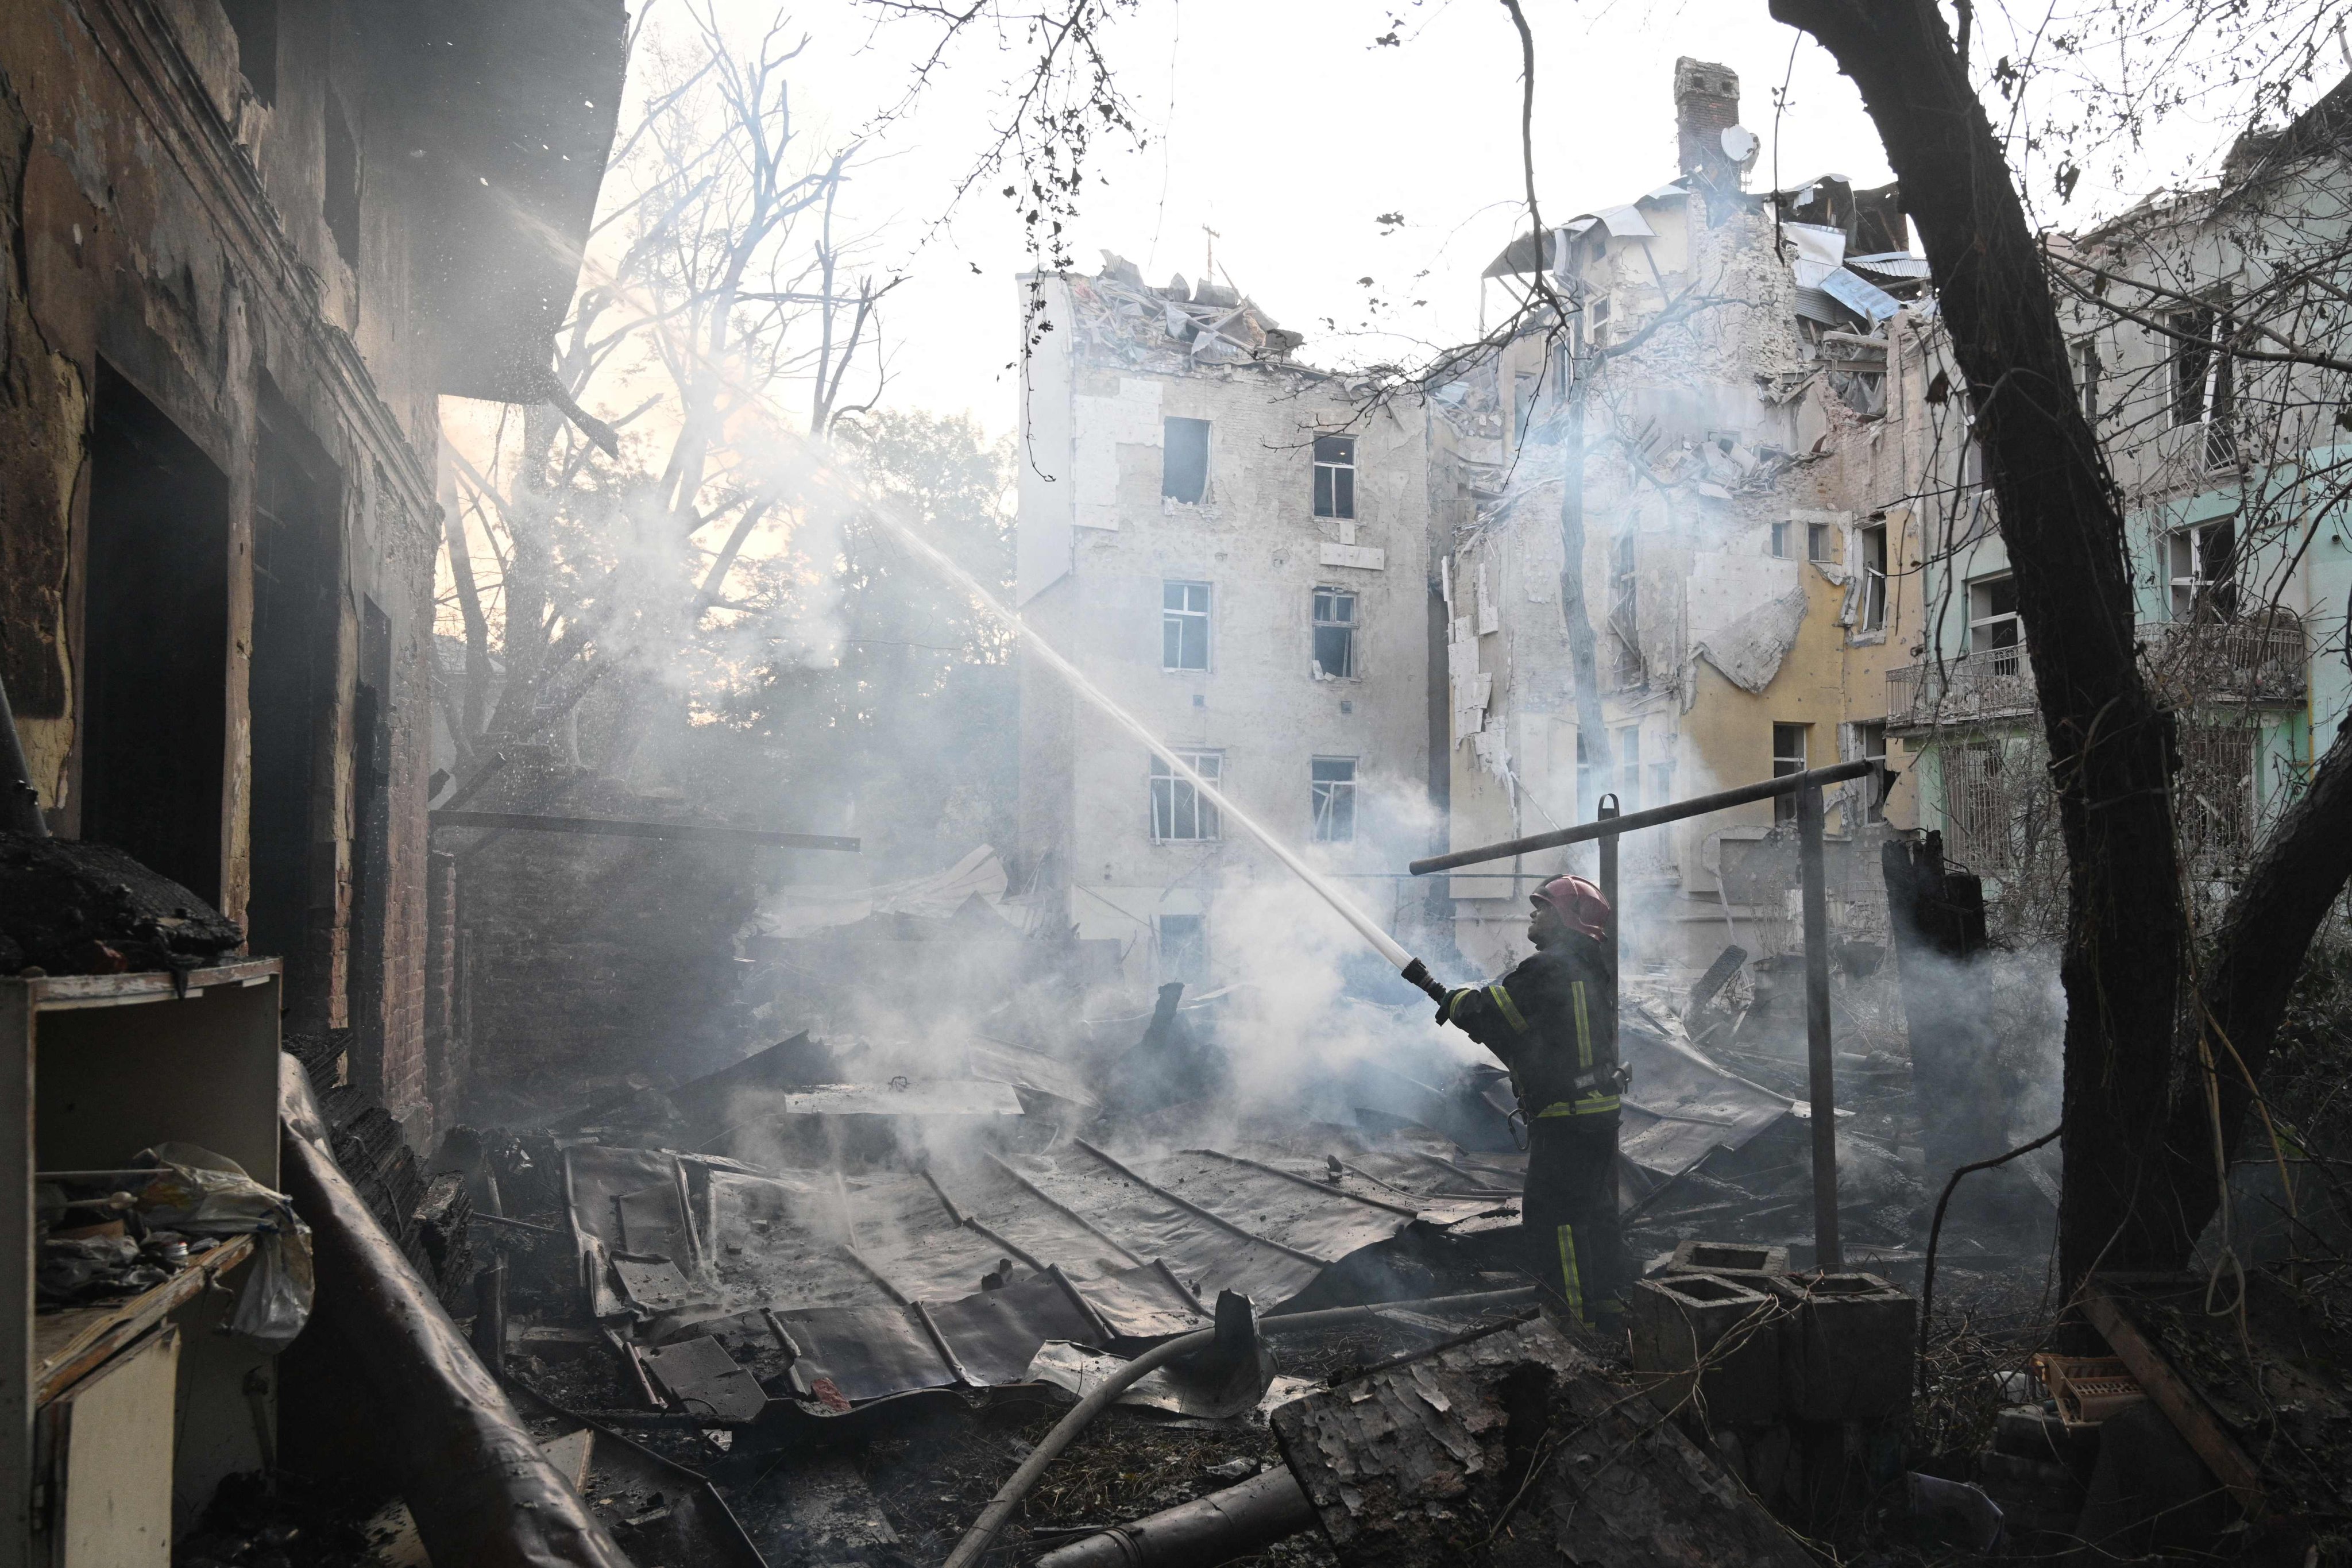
1311, 585, 1358, 679
1162, 580, 1211, 671
2168, 521, 2237, 621
1858, 522, 1889, 632
1150, 750, 1223, 843
1806, 521, 1834, 562
1967, 573, 2023, 663
1772, 722, 1808, 825
1850, 721, 1888, 825
1769, 521, 1790, 559
1312, 435, 1357, 520
1613, 726, 1641, 811
1162, 416, 1212, 504
1310, 756, 1358, 844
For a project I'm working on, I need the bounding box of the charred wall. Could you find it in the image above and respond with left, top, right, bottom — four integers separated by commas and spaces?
0, 0, 621, 1147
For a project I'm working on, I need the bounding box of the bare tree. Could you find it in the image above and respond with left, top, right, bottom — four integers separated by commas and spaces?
435, 4, 894, 790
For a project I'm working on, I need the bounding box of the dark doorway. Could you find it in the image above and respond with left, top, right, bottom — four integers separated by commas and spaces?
248, 395, 341, 1021
81, 364, 230, 906
348, 599, 393, 1096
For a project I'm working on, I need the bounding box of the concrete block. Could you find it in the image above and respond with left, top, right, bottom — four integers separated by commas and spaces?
1664, 1238, 1791, 1292
1779, 1271, 1914, 1422
1631, 1272, 1783, 1425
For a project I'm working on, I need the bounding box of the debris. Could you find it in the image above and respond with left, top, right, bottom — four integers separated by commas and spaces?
0, 831, 245, 976
1907, 1472, 2005, 1552
1270, 1314, 1816, 1567
1024, 1341, 1316, 1419
642, 1335, 768, 1424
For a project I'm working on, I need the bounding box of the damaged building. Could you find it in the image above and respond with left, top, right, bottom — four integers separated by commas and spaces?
1434, 60, 1930, 978
1014, 260, 1453, 988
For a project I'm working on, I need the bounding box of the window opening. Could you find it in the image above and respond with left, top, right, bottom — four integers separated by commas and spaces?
1163, 581, 1210, 670
220, 0, 278, 103
1772, 723, 1808, 825
1610, 533, 1640, 686
1967, 574, 2022, 669
1163, 416, 1210, 503
1311, 758, 1358, 843
2168, 521, 2237, 621
1151, 751, 1222, 841
1852, 721, 1888, 824
1806, 521, 1834, 562
1770, 521, 1789, 559
82, 364, 230, 905
2170, 307, 2215, 427
1312, 586, 1357, 678
1614, 727, 1641, 811
2071, 336, 2101, 426
1312, 435, 1356, 519
1858, 522, 1888, 631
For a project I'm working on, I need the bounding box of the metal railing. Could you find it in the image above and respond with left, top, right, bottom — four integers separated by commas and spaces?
1887, 617, 2307, 731
1886, 647, 2036, 730
2140, 617, 2305, 708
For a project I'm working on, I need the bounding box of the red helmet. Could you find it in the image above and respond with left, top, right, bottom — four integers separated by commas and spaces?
1532, 874, 1611, 941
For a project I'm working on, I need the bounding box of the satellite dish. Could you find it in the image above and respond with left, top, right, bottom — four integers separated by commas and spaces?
1721, 125, 1762, 168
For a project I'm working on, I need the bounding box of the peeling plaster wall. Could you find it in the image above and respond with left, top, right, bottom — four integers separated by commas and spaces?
0, 0, 451, 1141
1437, 196, 1925, 979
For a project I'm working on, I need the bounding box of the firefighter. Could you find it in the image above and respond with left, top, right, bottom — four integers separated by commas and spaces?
1434, 874, 1628, 1331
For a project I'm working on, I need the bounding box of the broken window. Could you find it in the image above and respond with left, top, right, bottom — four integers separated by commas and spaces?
1163, 581, 1211, 670
1769, 522, 1790, 559
1772, 723, 1808, 825
1311, 757, 1358, 843
2070, 335, 2102, 426
1157, 914, 1209, 985
2168, 521, 2237, 621
2170, 307, 2215, 427
1806, 521, 1835, 562
1312, 435, 1356, 519
1968, 574, 2022, 667
1614, 727, 1642, 810
1858, 522, 1888, 632
1151, 751, 1222, 841
1163, 416, 1210, 503
326, 94, 360, 268
1609, 532, 1641, 686
220, 0, 277, 103
1850, 721, 1888, 824
1513, 374, 1539, 446
1589, 295, 1613, 350
1311, 586, 1357, 678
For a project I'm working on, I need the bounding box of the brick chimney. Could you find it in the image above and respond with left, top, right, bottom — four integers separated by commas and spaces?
1675, 57, 1742, 189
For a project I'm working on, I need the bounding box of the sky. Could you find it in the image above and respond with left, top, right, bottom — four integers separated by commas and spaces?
696, 0, 1901, 430
662, 0, 2327, 435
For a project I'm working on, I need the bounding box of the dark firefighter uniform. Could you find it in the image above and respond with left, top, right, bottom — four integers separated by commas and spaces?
1441, 937, 1628, 1327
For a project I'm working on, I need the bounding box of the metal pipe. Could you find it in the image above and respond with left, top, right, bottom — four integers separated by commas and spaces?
1596, 793, 1620, 987
939, 1288, 1536, 1568
0, 673, 48, 837
1030, 1466, 1317, 1568
427, 810, 858, 852
278, 1058, 632, 1567
1796, 781, 1842, 1269
1408, 760, 1880, 875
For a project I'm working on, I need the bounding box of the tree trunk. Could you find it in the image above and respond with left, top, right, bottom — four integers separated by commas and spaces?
1766, 0, 2190, 1287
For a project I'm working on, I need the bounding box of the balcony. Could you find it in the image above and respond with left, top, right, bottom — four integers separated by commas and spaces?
1887, 617, 2306, 733
2139, 617, 2305, 708
1886, 647, 2036, 732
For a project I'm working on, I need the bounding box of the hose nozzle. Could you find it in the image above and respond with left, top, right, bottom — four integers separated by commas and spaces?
1400, 957, 1449, 1005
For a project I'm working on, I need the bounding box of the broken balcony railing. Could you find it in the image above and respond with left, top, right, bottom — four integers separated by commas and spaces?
1885, 648, 2035, 731
1888, 616, 2305, 732
1409, 759, 1886, 1270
